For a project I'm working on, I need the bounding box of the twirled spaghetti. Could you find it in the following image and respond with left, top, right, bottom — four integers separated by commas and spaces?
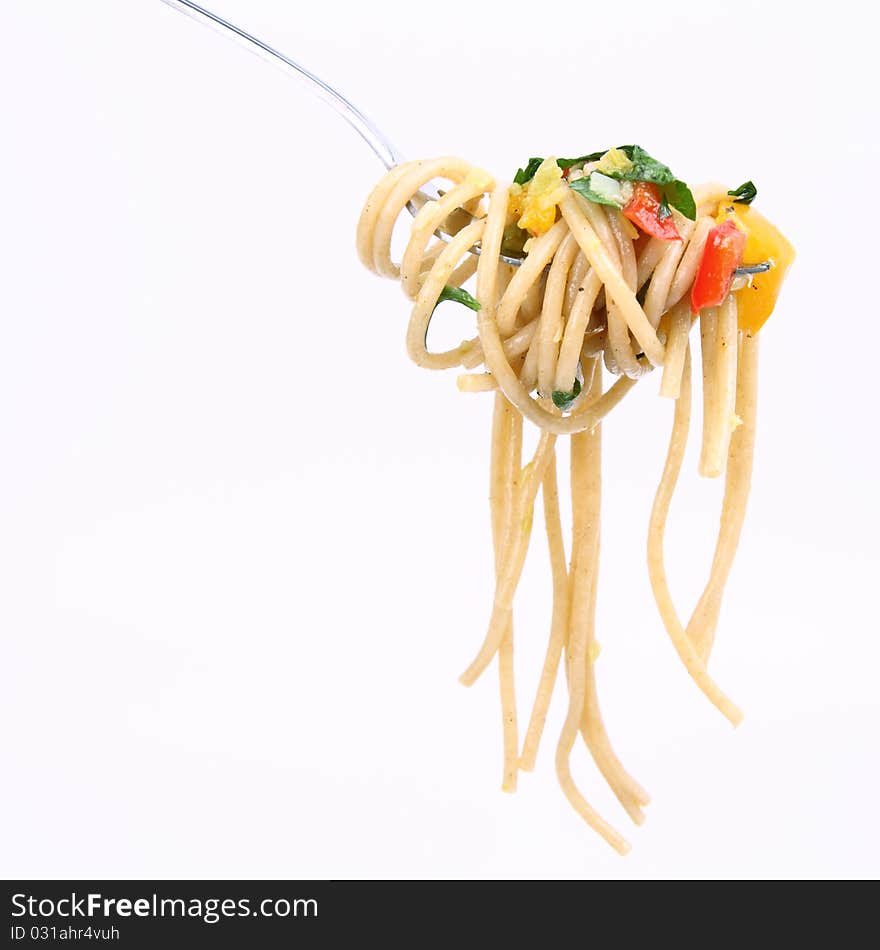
357, 149, 793, 853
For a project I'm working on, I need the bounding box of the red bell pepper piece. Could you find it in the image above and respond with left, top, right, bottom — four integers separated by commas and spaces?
690, 220, 748, 314
622, 182, 681, 241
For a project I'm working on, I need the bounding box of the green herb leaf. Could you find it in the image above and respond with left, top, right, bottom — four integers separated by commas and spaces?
551, 378, 582, 411
727, 181, 757, 205
598, 145, 695, 220
612, 145, 675, 185
658, 194, 672, 220
568, 176, 622, 208
513, 158, 544, 185
435, 285, 481, 313
663, 179, 697, 221
557, 151, 606, 169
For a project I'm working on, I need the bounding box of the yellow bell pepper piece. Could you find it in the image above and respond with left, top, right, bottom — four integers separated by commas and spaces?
508, 158, 568, 237
716, 201, 795, 333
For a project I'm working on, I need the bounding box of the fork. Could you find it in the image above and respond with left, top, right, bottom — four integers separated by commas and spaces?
157, 0, 770, 277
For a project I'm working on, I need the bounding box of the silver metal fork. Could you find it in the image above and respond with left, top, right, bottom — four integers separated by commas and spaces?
157, 0, 770, 277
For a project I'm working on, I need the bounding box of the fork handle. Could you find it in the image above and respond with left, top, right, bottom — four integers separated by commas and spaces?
158, 0, 405, 170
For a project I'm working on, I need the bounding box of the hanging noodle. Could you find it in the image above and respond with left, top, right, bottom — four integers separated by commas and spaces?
356, 153, 792, 852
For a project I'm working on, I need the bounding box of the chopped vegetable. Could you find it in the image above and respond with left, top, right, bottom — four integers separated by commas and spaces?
557, 152, 605, 169
513, 158, 544, 186
727, 181, 758, 205
611, 145, 675, 184
661, 178, 697, 220
500, 223, 528, 258
622, 182, 682, 241
551, 378, 581, 411
569, 172, 628, 208
435, 285, 481, 313
716, 202, 795, 332
509, 158, 568, 236
596, 147, 634, 176
690, 220, 747, 313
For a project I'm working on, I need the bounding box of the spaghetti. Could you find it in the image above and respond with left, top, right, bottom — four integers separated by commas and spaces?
357, 149, 794, 853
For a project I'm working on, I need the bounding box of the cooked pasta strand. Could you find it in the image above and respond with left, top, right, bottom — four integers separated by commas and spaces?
519, 447, 569, 772
459, 430, 555, 686
647, 345, 744, 725
688, 331, 759, 662
569, 366, 649, 821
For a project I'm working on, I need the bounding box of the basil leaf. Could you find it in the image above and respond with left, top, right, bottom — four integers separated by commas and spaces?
658, 194, 672, 220
663, 179, 697, 221
568, 176, 622, 208
602, 145, 696, 219
551, 378, 582, 411
557, 151, 606, 169
612, 145, 675, 185
435, 285, 481, 313
728, 181, 757, 204
513, 157, 544, 185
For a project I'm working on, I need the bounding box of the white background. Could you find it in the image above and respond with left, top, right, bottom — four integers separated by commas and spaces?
1, 0, 877, 880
